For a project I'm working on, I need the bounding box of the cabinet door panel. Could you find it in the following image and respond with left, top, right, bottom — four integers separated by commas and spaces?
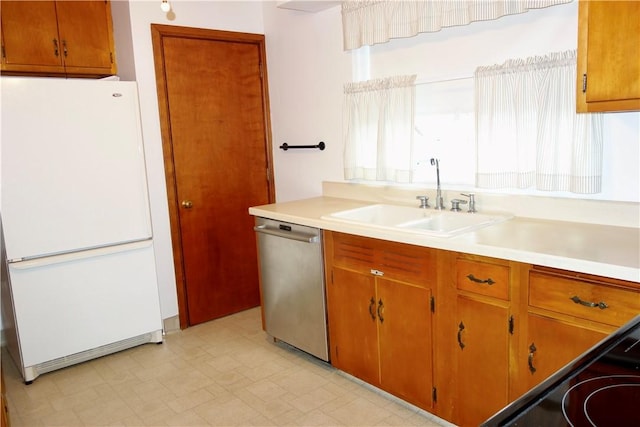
526, 314, 607, 390
1, 1, 63, 71
55, 0, 114, 73
584, 1, 640, 103
327, 267, 379, 385
377, 278, 432, 410
577, 0, 640, 111
456, 295, 510, 427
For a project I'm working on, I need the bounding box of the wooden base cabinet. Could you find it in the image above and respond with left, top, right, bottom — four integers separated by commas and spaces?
378, 275, 432, 408
522, 266, 640, 390
328, 266, 379, 386
323, 232, 640, 426
455, 296, 510, 426
524, 314, 607, 390
324, 232, 435, 411
449, 255, 514, 426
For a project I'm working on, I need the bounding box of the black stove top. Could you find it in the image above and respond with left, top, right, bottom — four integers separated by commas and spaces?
482, 315, 640, 427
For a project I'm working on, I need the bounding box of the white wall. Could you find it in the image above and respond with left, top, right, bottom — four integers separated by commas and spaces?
264, 1, 639, 204
112, 1, 638, 323
262, 2, 349, 202
114, 0, 266, 322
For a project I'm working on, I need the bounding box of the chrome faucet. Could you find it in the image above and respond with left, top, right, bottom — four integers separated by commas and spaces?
431, 158, 445, 210
461, 193, 477, 213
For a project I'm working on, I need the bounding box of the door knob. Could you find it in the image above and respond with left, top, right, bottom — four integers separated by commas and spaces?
181, 200, 193, 209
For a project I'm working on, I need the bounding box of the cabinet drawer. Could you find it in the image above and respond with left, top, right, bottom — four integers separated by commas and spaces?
456, 258, 510, 300
326, 232, 435, 287
529, 271, 640, 327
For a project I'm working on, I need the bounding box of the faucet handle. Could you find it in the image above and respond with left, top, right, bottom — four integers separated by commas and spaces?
450, 199, 468, 212
416, 195, 430, 209
460, 193, 477, 213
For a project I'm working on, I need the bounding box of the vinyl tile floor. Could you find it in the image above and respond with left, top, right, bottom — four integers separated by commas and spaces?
2, 307, 453, 427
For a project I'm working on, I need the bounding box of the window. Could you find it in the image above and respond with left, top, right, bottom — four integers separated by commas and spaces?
346, 2, 640, 202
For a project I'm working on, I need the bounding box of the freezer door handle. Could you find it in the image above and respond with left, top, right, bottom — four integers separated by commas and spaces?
254, 225, 319, 243
7, 240, 153, 269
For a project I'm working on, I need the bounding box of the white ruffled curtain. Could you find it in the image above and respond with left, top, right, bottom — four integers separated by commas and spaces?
341, 0, 572, 50
475, 50, 603, 193
343, 75, 416, 182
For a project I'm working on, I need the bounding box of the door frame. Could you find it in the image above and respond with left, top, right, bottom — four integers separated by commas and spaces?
151, 24, 276, 329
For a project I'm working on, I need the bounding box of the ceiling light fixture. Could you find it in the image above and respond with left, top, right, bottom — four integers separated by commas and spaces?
160, 0, 170, 12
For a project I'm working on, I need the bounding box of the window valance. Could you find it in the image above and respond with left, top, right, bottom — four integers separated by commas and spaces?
342, 0, 573, 50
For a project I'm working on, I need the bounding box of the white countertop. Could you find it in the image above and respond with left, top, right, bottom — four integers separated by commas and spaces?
249, 196, 640, 283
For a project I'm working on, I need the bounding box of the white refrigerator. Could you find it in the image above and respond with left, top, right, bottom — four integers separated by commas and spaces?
0, 77, 163, 383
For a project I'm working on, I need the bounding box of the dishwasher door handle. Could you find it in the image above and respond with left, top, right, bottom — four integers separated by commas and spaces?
254, 225, 319, 243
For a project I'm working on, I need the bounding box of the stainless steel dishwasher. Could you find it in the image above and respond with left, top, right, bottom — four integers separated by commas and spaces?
253, 217, 329, 361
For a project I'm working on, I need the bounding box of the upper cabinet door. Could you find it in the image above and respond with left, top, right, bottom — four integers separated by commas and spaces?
0, 1, 64, 72
55, 0, 116, 75
0, 0, 116, 77
576, 0, 640, 112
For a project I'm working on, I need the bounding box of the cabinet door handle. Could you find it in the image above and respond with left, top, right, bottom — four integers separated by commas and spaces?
528, 343, 537, 374
377, 299, 384, 323
53, 39, 59, 57
62, 40, 68, 57
368, 297, 376, 321
466, 274, 495, 285
457, 321, 465, 349
570, 295, 608, 310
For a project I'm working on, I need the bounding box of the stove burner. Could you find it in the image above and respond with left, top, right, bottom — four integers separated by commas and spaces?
562, 375, 640, 427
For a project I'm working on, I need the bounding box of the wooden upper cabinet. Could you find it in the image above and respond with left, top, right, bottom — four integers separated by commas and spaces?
576, 0, 640, 112
55, 1, 115, 74
0, 1, 62, 70
1, 0, 116, 77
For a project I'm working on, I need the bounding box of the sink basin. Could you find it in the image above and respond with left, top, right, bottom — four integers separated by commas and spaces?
322, 204, 512, 237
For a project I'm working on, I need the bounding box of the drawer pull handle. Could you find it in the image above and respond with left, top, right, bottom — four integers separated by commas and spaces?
466, 274, 495, 285
570, 295, 608, 310
457, 321, 465, 349
369, 297, 376, 321
528, 343, 537, 374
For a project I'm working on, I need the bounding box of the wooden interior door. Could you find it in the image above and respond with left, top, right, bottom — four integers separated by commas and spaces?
152, 25, 275, 327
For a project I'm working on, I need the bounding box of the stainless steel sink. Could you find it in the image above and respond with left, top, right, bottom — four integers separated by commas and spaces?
321, 204, 512, 237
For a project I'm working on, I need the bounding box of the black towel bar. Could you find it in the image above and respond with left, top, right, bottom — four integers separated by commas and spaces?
279, 141, 325, 151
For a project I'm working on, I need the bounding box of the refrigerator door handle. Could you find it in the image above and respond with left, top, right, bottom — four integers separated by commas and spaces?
8, 239, 153, 269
